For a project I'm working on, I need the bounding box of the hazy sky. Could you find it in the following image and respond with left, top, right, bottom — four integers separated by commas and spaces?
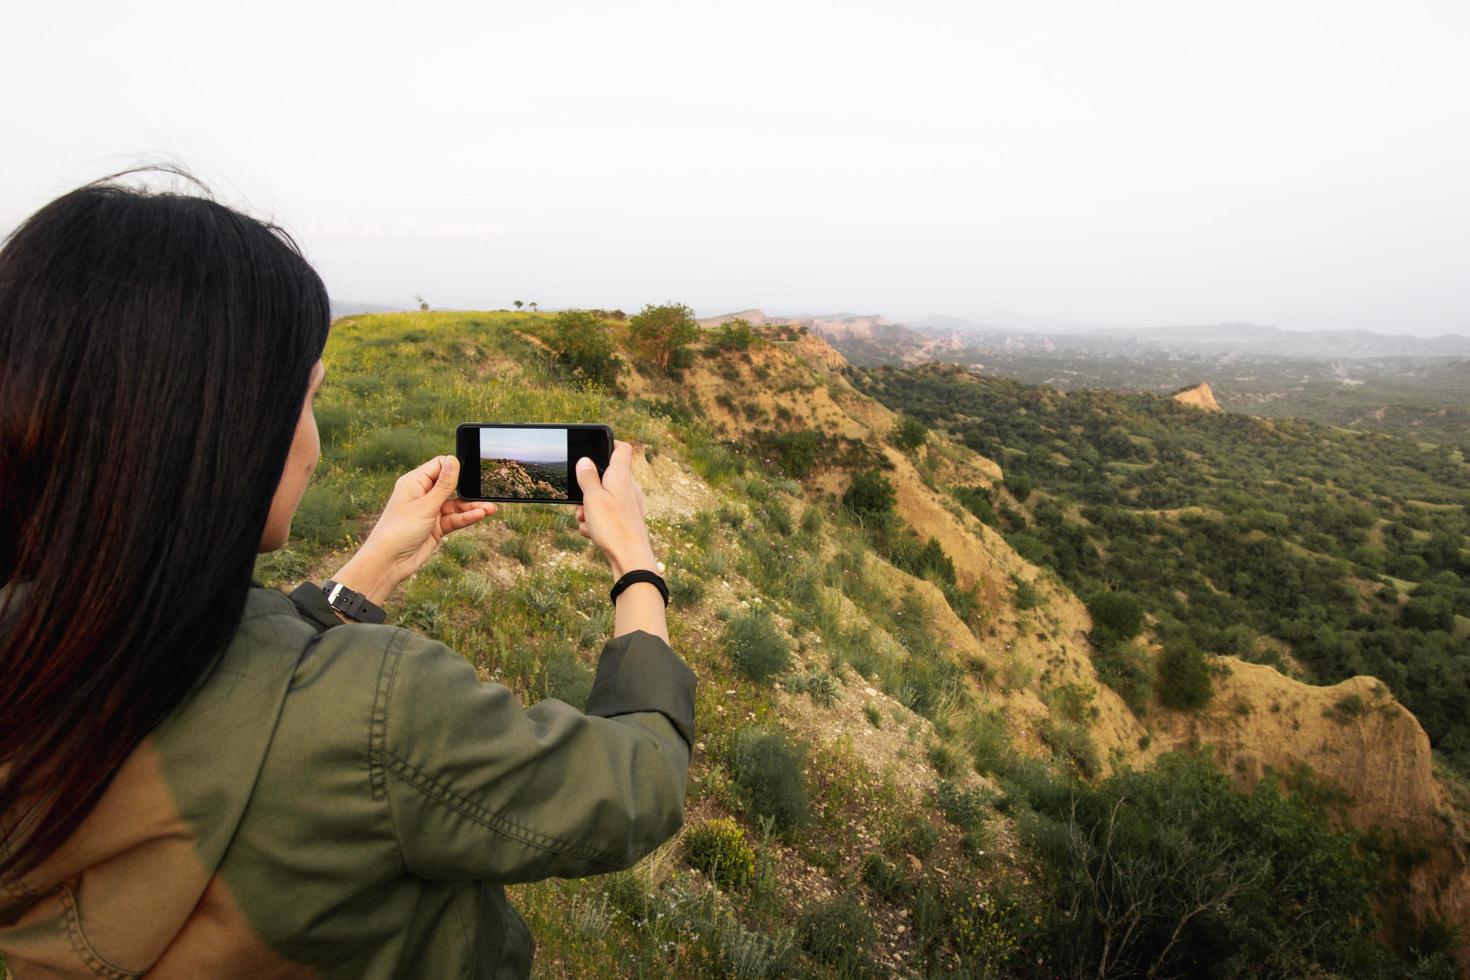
480, 428, 566, 464
3, 0, 1467, 334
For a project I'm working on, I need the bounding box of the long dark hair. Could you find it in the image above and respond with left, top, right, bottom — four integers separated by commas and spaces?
0, 172, 330, 876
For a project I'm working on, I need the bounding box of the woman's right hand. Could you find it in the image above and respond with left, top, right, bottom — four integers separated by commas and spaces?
574, 439, 659, 577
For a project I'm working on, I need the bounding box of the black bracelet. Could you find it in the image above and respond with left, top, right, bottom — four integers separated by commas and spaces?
610, 569, 670, 607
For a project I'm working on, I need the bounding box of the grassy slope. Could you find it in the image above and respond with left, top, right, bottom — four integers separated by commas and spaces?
253, 312, 1465, 977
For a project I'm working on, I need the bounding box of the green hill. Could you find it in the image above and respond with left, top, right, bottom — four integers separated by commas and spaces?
252, 311, 1466, 978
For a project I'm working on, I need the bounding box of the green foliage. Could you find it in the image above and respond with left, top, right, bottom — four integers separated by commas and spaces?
547, 309, 622, 387
754, 429, 832, 479
1093, 640, 1156, 716
953, 484, 998, 526
852, 364, 1470, 777
1023, 752, 1422, 978
684, 818, 756, 891
1010, 573, 1041, 611
935, 780, 994, 830
711, 318, 758, 352
729, 727, 809, 834
786, 670, 839, 707
629, 302, 699, 372
860, 853, 910, 902
1087, 590, 1145, 647
890, 413, 929, 451
796, 893, 876, 974
348, 425, 440, 471
291, 484, 354, 544
1157, 643, 1214, 711
723, 607, 792, 683
841, 469, 896, 520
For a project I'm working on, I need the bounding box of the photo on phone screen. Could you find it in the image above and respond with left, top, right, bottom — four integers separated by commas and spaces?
455, 423, 612, 503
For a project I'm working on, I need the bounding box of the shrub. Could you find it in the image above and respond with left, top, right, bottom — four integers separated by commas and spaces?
1042, 720, 1101, 778
890, 414, 929, 452
668, 572, 705, 607
954, 484, 998, 526
1087, 591, 1144, 647
712, 317, 757, 352
629, 302, 699, 372
928, 743, 961, 779
543, 645, 594, 708
684, 817, 756, 890
548, 309, 621, 387
860, 853, 910, 901
1094, 641, 1155, 716
862, 704, 882, 727
729, 727, 809, 833
796, 893, 876, 973
1156, 643, 1213, 711
887, 815, 940, 859
1010, 574, 1041, 611
724, 608, 792, 683
1004, 474, 1033, 502
788, 671, 839, 707
842, 470, 896, 521
936, 780, 995, 830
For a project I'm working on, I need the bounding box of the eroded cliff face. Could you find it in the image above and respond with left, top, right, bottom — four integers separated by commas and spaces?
626, 323, 1469, 961
1171, 381, 1222, 412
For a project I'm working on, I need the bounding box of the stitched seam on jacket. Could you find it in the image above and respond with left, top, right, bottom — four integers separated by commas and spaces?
369, 630, 409, 801
382, 752, 620, 869
58, 884, 137, 978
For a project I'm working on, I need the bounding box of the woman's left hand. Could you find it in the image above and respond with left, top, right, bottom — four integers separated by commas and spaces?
332, 455, 494, 604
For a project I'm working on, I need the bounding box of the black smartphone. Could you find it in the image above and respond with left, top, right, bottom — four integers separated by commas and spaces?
455, 422, 614, 504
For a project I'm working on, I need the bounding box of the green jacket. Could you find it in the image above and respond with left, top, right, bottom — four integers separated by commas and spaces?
0, 582, 696, 978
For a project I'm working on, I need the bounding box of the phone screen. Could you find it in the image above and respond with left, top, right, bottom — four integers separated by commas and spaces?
455, 423, 612, 503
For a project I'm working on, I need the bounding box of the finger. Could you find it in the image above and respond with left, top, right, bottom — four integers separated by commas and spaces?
575, 505, 585, 523
603, 440, 633, 485
441, 507, 488, 533
442, 498, 489, 516
574, 456, 604, 497
393, 458, 440, 500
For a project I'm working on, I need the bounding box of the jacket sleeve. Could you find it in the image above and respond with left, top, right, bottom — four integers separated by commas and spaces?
378, 627, 696, 886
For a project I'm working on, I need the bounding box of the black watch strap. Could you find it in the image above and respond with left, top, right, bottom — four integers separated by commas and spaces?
321, 579, 387, 624
609, 569, 670, 607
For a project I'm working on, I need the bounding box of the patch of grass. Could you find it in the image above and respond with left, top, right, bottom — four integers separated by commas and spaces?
936, 780, 996, 831
724, 607, 792, 683
796, 893, 877, 975
729, 727, 809, 834
348, 425, 442, 472
291, 483, 356, 545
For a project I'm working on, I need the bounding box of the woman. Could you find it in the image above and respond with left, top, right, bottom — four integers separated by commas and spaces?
0, 175, 695, 977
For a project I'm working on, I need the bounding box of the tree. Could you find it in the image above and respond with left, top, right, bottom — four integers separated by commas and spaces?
528, 301, 539, 312
1088, 591, 1145, 648
547, 310, 621, 388
513, 300, 524, 311
414, 294, 429, 312
629, 302, 699, 372
1157, 643, 1213, 710
890, 414, 929, 452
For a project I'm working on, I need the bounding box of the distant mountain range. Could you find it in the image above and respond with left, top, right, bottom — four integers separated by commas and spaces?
697, 309, 1470, 361
331, 300, 407, 319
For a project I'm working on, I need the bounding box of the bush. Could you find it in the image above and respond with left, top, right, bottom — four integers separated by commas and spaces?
1011, 573, 1041, 611
1094, 641, 1155, 716
796, 893, 876, 974
629, 302, 699, 372
712, 317, 758, 352
1156, 643, 1213, 711
936, 780, 995, 831
548, 309, 622, 387
684, 817, 756, 890
890, 414, 929, 452
954, 484, 998, 526
1087, 591, 1144, 647
860, 853, 910, 901
724, 608, 792, 683
842, 470, 896, 521
729, 727, 809, 833
788, 671, 839, 707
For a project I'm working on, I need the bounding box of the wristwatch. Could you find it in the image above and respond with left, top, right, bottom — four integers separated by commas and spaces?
321, 578, 387, 624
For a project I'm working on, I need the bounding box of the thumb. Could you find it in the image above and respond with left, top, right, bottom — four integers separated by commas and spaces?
574, 456, 603, 498
431, 455, 459, 502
